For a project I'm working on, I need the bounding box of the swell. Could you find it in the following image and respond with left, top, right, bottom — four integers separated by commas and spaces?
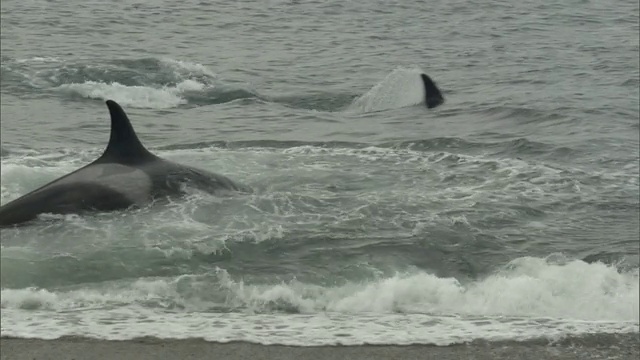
0, 57, 367, 111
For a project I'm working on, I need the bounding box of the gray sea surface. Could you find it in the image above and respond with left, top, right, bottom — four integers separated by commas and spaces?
1, 0, 638, 346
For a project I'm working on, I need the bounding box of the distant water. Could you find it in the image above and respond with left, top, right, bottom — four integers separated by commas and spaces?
1, 0, 638, 346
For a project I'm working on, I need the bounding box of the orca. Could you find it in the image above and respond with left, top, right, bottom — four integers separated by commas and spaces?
0, 100, 251, 228
421, 73, 444, 109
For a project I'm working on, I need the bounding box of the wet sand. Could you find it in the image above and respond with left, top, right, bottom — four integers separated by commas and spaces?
1, 333, 638, 360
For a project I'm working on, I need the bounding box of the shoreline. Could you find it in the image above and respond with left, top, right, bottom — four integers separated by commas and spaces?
2, 333, 638, 360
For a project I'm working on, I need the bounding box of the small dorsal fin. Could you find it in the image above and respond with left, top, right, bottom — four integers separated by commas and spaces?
421, 74, 445, 109
97, 100, 156, 164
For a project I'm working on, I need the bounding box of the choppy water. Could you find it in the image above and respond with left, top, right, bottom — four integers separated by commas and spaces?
1, 0, 638, 346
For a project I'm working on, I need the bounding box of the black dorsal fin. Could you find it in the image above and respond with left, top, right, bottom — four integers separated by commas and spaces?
97, 100, 156, 164
421, 74, 445, 109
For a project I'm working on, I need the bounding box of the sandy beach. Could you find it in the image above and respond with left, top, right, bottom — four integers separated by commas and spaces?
1, 334, 638, 360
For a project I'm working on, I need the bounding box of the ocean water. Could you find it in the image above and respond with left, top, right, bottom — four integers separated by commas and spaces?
1, 0, 638, 347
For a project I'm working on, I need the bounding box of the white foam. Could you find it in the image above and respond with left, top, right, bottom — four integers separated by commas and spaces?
54, 80, 208, 109
349, 66, 428, 113
218, 258, 639, 321
1, 309, 636, 346
159, 58, 217, 79
15, 57, 62, 64
1, 258, 637, 344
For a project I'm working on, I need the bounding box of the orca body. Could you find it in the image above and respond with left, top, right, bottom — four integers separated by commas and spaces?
0, 100, 250, 228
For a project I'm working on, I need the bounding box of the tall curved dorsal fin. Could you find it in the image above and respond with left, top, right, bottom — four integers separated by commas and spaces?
421, 74, 445, 109
96, 100, 156, 164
